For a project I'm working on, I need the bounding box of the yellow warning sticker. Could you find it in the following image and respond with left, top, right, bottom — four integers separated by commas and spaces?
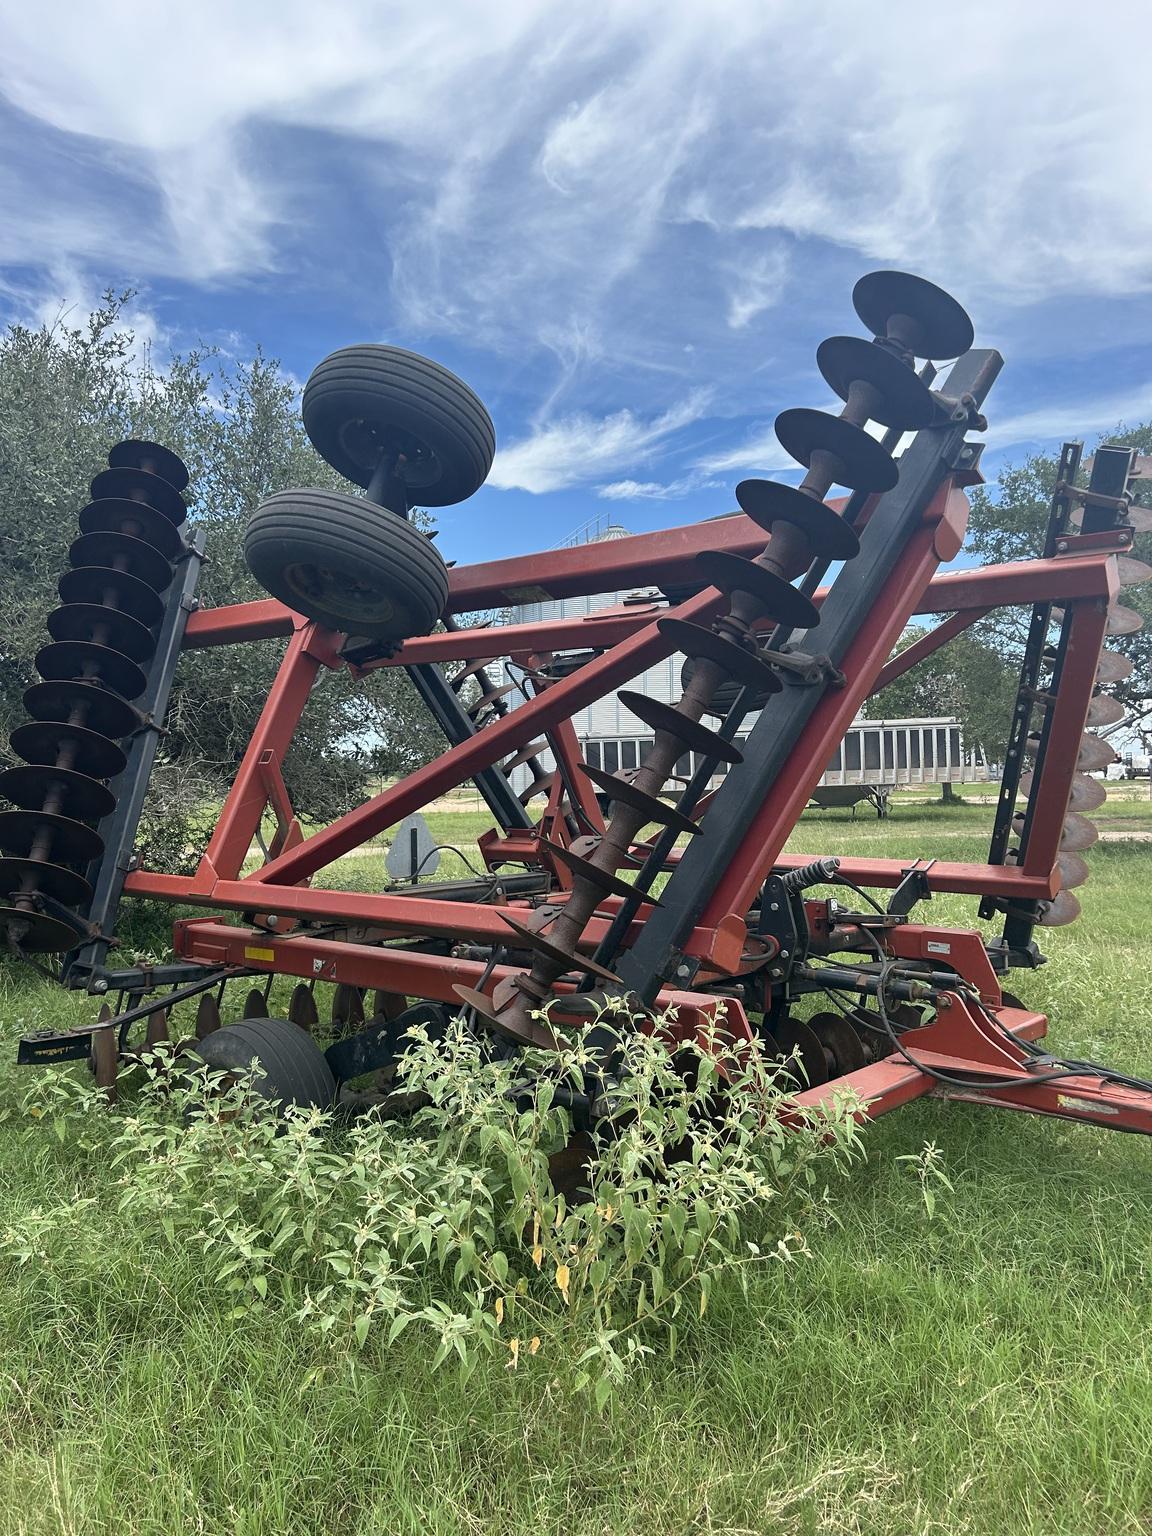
243, 946, 276, 963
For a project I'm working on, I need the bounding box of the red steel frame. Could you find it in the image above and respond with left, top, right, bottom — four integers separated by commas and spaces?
114, 479, 1147, 1133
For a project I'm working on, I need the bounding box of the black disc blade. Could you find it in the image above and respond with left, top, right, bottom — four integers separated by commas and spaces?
772, 1016, 827, 1087
47, 602, 155, 663
852, 271, 975, 359
774, 409, 899, 494
78, 497, 182, 560
616, 691, 745, 764
107, 438, 190, 494
69, 532, 173, 593
0, 764, 116, 821
9, 721, 127, 780
734, 479, 861, 561
579, 765, 701, 836
658, 617, 784, 694
89, 465, 187, 524
287, 984, 318, 1031
816, 335, 942, 429
502, 740, 549, 772
22, 679, 140, 741
694, 550, 821, 631
451, 984, 561, 1051
0, 809, 103, 866
35, 641, 147, 702
808, 1010, 867, 1075
0, 904, 81, 953
539, 838, 662, 905
58, 565, 165, 627
0, 855, 91, 908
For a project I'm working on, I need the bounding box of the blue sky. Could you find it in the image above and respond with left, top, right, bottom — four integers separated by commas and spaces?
2, 0, 1151, 568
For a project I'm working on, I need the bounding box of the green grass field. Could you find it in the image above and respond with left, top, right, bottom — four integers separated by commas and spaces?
2, 794, 1152, 1534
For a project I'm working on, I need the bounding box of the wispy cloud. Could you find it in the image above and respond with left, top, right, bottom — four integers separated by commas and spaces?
489, 392, 711, 494
596, 476, 714, 501
694, 429, 800, 477
986, 384, 1152, 451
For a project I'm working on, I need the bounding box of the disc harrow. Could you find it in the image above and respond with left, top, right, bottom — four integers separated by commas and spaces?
13, 270, 1152, 1153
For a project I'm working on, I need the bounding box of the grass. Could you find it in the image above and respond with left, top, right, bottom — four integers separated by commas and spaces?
1, 796, 1151, 1533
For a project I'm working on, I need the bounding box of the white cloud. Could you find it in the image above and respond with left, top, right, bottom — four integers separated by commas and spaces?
694, 429, 801, 477
987, 385, 1152, 451
596, 476, 711, 501
489, 392, 710, 494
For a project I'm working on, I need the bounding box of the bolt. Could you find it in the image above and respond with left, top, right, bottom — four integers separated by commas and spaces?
675, 964, 691, 979
92, 979, 108, 994
780, 949, 790, 959
769, 902, 780, 912
1056, 540, 1068, 552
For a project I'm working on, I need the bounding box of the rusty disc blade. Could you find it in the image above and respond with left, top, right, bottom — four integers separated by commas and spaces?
35, 640, 147, 702
451, 985, 560, 1051
616, 691, 745, 764
1108, 604, 1144, 635
288, 983, 319, 1031
772, 1016, 827, 1088
1086, 694, 1125, 728
107, 438, 190, 493
1014, 810, 1099, 853
1072, 733, 1117, 772
1096, 650, 1134, 686
1038, 890, 1082, 927
1018, 771, 1108, 813
808, 1010, 867, 1075
1116, 556, 1152, 588
498, 913, 622, 985
0, 764, 116, 822
0, 856, 90, 909
1056, 851, 1090, 889
539, 838, 662, 906
657, 617, 784, 694
195, 993, 221, 1038
852, 270, 975, 359
57, 565, 165, 628
579, 766, 701, 836
69, 531, 173, 592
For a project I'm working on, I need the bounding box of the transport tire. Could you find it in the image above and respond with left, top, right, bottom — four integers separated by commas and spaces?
192, 1017, 337, 1111
244, 487, 449, 640
302, 345, 495, 505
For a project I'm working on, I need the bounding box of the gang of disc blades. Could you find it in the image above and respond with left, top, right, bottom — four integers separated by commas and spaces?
774, 408, 899, 493
0, 808, 103, 866
79, 497, 182, 560
58, 565, 165, 627
9, 720, 127, 780
816, 335, 941, 429
22, 679, 140, 741
107, 438, 190, 493
47, 602, 155, 663
89, 466, 187, 524
35, 640, 147, 702
851, 270, 975, 359
693, 550, 821, 630
734, 478, 861, 561
0, 764, 116, 821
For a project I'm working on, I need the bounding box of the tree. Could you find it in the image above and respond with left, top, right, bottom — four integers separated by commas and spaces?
869, 624, 1019, 768
0, 294, 446, 870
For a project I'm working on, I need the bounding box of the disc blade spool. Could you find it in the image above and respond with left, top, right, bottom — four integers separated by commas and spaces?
1020, 771, 1108, 814
35, 641, 147, 702
89, 466, 187, 524
734, 479, 861, 561
1096, 650, 1133, 686
331, 983, 365, 1029
1107, 604, 1144, 636
851, 270, 975, 359
772, 1016, 827, 1088
57, 565, 165, 628
451, 984, 560, 1051
9, 721, 127, 781
539, 838, 662, 906
815, 335, 941, 429
657, 617, 784, 695
78, 498, 182, 561
107, 439, 190, 495
1086, 694, 1125, 728
1116, 557, 1152, 589
195, 993, 221, 1038
498, 913, 623, 985
1056, 851, 1090, 889
808, 1010, 867, 1075
0, 904, 80, 953
579, 765, 702, 837
22, 679, 141, 742
616, 691, 745, 764
1038, 890, 1082, 927
0, 809, 103, 866
46, 602, 155, 663
288, 983, 319, 1031
0, 764, 116, 821
693, 550, 821, 631
242, 987, 268, 1019
773, 408, 899, 493
69, 532, 173, 593
0, 856, 91, 909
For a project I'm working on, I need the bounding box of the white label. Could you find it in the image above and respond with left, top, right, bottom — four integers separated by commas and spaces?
926, 941, 952, 955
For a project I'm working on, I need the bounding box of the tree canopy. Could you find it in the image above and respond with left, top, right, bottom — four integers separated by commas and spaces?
0, 294, 445, 869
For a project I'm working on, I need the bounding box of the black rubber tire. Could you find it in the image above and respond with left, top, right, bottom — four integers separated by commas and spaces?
192, 1018, 337, 1112
302, 345, 495, 506
244, 487, 449, 640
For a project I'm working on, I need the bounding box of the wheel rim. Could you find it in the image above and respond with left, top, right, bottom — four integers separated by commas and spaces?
281, 561, 400, 626
338, 420, 442, 491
